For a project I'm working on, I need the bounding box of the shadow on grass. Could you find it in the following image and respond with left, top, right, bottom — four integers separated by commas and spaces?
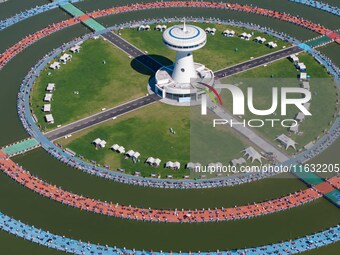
130, 54, 173, 76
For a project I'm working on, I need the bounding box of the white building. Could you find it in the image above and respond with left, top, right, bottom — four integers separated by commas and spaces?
155, 21, 214, 103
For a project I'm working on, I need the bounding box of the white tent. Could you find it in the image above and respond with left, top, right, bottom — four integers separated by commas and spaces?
173, 161, 181, 170
46, 83, 55, 92
44, 93, 53, 102
243, 147, 263, 163
138, 25, 145, 31
126, 150, 135, 157
60, 53, 72, 64
276, 134, 297, 150
70, 45, 80, 53
301, 81, 310, 90
117, 146, 125, 154
45, 114, 54, 124
295, 112, 305, 122
154, 158, 161, 167
43, 104, 51, 112
289, 124, 299, 134
93, 138, 106, 148
230, 157, 246, 166
303, 102, 311, 111
300, 72, 308, 80
165, 161, 174, 168
296, 62, 306, 71
267, 41, 277, 48
255, 36, 266, 43
111, 144, 120, 151
49, 62, 60, 70
289, 54, 299, 63
155, 25, 162, 31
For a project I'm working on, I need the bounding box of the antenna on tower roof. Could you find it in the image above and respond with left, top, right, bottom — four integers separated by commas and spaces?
183, 18, 187, 33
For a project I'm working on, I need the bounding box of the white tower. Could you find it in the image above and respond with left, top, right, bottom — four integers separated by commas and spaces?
154, 21, 214, 103
162, 21, 207, 84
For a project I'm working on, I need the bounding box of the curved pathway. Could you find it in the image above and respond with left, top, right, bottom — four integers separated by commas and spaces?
0, 210, 339, 254
0, 150, 322, 223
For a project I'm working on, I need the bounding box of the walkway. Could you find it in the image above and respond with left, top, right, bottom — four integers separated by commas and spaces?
1, 138, 40, 157
292, 167, 340, 208
0, 208, 339, 255
58, 2, 105, 32
0, 150, 322, 223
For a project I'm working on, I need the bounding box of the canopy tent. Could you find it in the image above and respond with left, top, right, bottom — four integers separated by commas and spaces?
44, 93, 53, 102
92, 138, 106, 148
289, 54, 299, 63
231, 157, 246, 166
43, 104, 51, 112
45, 114, 54, 124
49, 62, 60, 70
70, 45, 80, 53
243, 147, 263, 163
296, 112, 305, 122
289, 124, 299, 134
46, 83, 55, 92
301, 81, 310, 90
60, 53, 72, 63
276, 134, 297, 150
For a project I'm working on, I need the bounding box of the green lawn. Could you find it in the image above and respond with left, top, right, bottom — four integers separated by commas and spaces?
119, 22, 291, 71
31, 38, 150, 131
220, 53, 339, 153
57, 102, 250, 178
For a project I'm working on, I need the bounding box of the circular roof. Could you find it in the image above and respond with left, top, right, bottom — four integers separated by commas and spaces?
163, 24, 206, 50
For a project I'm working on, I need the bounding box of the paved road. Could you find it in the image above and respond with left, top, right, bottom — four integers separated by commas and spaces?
45, 95, 160, 141
214, 46, 303, 79
102, 32, 162, 72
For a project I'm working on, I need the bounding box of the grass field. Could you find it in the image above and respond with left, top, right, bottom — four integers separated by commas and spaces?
119, 22, 291, 71
57, 102, 252, 178
31, 38, 150, 131
31, 22, 290, 131
220, 52, 339, 153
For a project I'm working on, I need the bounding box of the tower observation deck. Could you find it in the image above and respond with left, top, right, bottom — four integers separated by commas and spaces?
154, 22, 215, 104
